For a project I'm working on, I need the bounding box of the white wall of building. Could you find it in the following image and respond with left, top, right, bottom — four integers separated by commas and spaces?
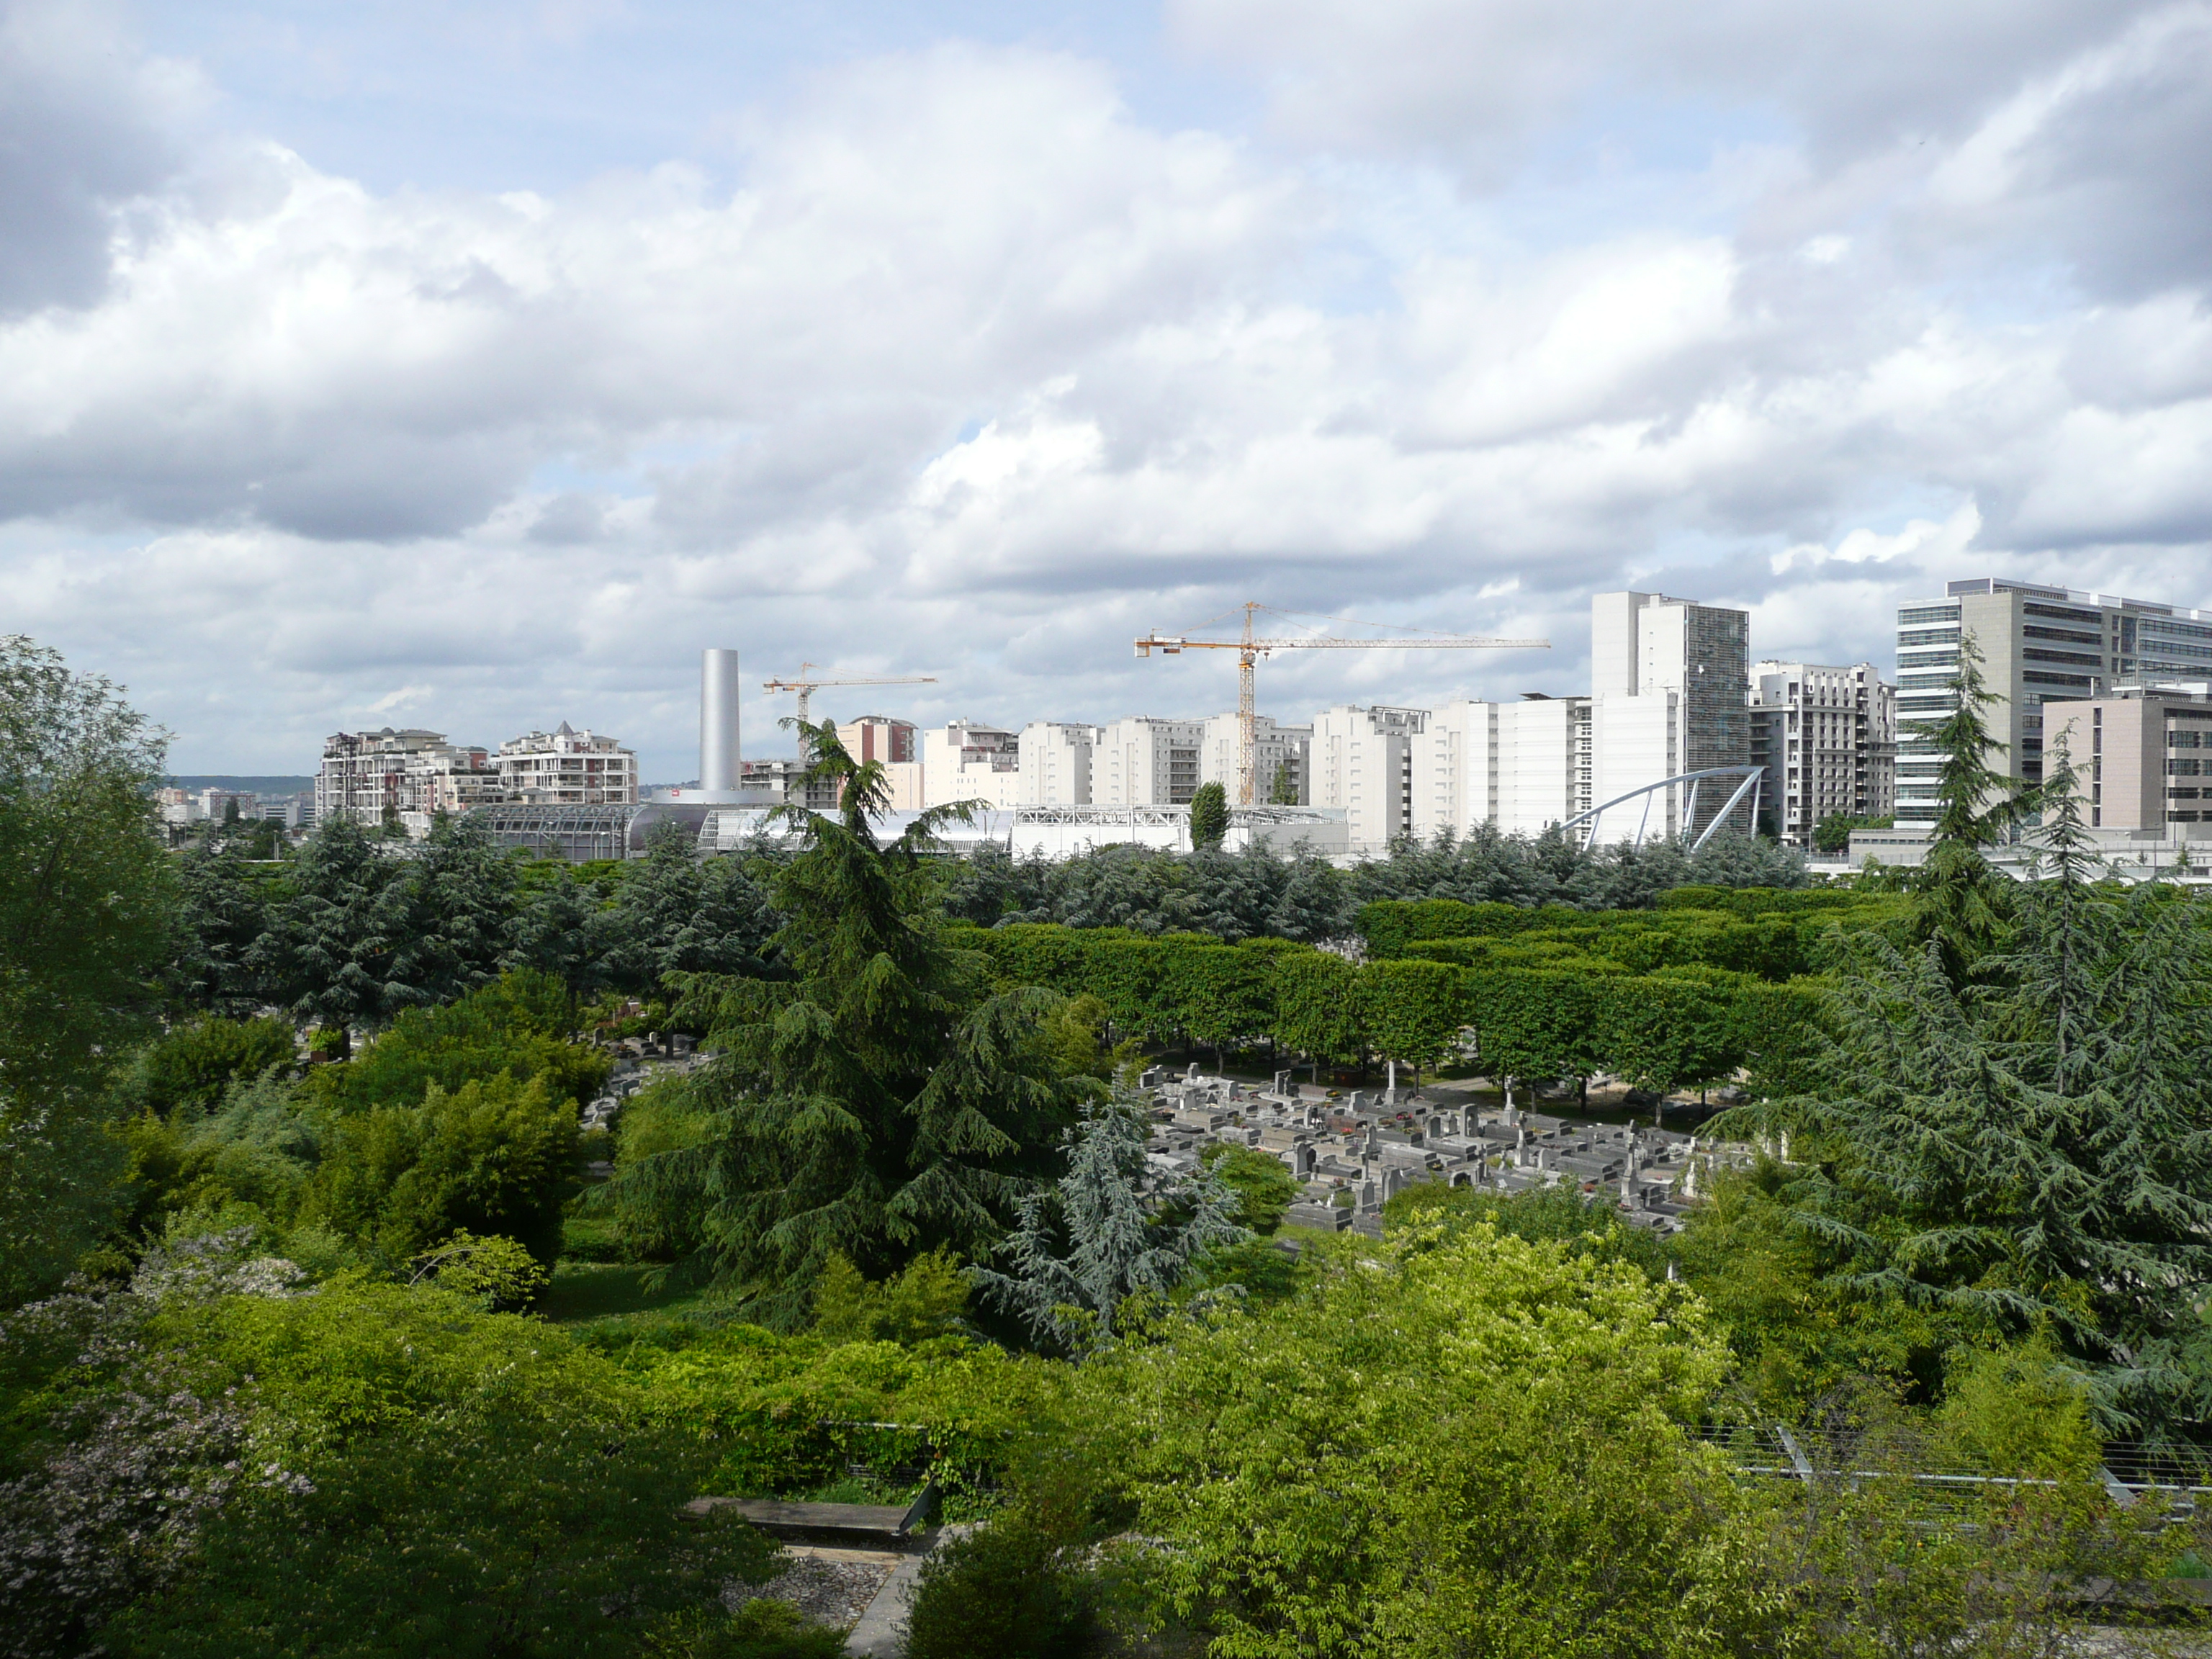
1310, 706, 1426, 849
1589, 692, 1681, 843
1409, 698, 1498, 841
921, 720, 1021, 809
1198, 713, 1311, 805
1097, 716, 1204, 806
1494, 697, 1592, 836
1018, 721, 1100, 805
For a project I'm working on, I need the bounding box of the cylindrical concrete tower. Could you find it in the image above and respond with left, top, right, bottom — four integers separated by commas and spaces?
699, 649, 742, 793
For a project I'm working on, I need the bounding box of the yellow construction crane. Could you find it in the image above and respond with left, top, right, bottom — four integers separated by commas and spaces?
761, 663, 940, 724
1135, 603, 1550, 806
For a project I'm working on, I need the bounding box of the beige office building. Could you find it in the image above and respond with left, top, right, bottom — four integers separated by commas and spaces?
2042, 685, 2212, 832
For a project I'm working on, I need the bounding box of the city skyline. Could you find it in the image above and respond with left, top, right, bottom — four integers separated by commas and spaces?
4, 1, 2209, 778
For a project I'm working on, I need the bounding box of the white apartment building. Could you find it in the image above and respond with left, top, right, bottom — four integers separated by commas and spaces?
496, 722, 639, 806
1497, 696, 1593, 837
1097, 716, 1205, 806
1310, 706, 1426, 850
921, 719, 1022, 809
1411, 699, 1496, 839
1410, 695, 1601, 842
1018, 721, 1102, 805
317, 728, 501, 832
1198, 713, 1311, 805
1748, 662, 1896, 848
1589, 590, 1751, 840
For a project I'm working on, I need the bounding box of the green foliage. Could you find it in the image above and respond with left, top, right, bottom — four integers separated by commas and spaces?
0, 636, 176, 1307
315, 970, 608, 1117
620, 1321, 1064, 1505
591, 821, 781, 994
602, 1077, 722, 1261
120, 1068, 327, 1246
1271, 946, 1363, 1064
1352, 957, 1467, 1070
809, 1246, 971, 1345
1727, 885, 2212, 1434
133, 1015, 296, 1117
84, 1273, 775, 1659
1187, 781, 1228, 850
1035, 992, 1131, 1097
1382, 1178, 1663, 1274
642, 1600, 848, 1659
975, 1089, 1248, 1354
164, 835, 272, 1015
904, 1516, 1102, 1659
1059, 1225, 1756, 1658
1907, 633, 2031, 981
1666, 1164, 1951, 1418
245, 816, 403, 1050
408, 1228, 552, 1310
1199, 1143, 1298, 1235
303, 1071, 580, 1268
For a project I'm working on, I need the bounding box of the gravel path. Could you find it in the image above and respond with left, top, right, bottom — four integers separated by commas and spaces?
727, 1548, 900, 1632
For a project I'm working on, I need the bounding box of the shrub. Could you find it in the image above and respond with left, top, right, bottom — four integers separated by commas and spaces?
302, 1072, 580, 1267
135, 1016, 297, 1116
643, 1601, 848, 1659
904, 1514, 1102, 1659
316, 971, 608, 1117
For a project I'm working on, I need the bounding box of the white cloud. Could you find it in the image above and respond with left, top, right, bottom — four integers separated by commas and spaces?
0, 7, 2209, 776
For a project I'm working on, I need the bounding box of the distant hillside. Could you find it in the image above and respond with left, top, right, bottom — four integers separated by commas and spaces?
166, 775, 316, 794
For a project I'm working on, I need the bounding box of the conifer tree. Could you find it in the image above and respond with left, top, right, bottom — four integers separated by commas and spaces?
1910, 634, 2033, 980
1189, 781, 1229, 850
167, 833, 271, 1016
599, 721, 1086, 1324
974, 1085, 1248, 1353
374, 811, 519, 1012
246, 815, 397, 1055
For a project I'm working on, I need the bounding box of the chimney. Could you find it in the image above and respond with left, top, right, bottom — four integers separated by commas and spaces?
700, 649, 741, 793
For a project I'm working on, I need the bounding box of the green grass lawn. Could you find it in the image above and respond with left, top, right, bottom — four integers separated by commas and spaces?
535, 1259, 724, 1335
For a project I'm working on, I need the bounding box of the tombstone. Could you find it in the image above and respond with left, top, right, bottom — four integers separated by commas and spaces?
1362, 1123, 1380, 1158
1293, 1143, 1316, 1179
1359, 1177, 1377, 1210
1186, 1061, 1200, 1082
1346, 1090, 1364, 1112
1382, 1166, 1407, 1200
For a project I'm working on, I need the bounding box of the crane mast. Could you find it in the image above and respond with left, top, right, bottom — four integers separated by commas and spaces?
1135, 603, 1549, 806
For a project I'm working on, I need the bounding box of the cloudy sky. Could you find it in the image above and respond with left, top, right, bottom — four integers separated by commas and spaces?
6, 0, 2211, 778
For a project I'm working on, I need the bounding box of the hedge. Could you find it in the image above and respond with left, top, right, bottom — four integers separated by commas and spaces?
961, 922, 1833, 1098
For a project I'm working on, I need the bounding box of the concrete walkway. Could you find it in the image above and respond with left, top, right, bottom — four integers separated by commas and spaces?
843, 1525, 970, 1658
